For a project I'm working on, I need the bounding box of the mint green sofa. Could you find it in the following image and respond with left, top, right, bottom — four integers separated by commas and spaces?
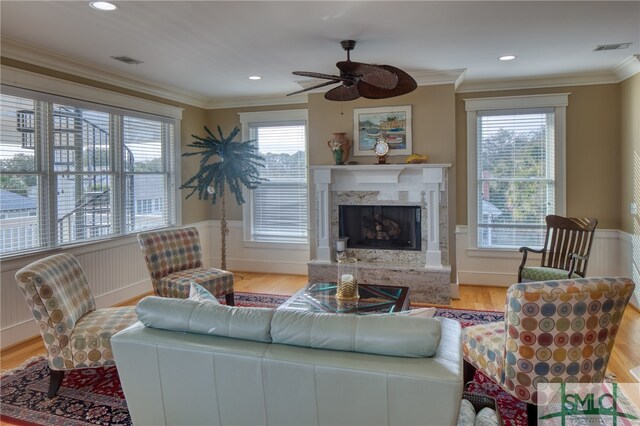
112, 297, 463, 425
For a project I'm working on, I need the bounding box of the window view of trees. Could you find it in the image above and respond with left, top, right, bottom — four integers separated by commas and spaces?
477, 113, 554, 248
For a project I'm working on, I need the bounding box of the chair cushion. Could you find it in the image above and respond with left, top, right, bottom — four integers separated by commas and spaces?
520, 267, 579, 282
462, 321, 505, 386
270, 309, 442, 358
136, 296, 274, 343
158, 268, 234, 298
64, 306, 137, 370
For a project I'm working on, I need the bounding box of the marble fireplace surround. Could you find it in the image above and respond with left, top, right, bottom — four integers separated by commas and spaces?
308, 164, 452, 304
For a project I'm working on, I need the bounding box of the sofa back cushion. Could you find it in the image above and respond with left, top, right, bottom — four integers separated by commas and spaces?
271, 309, 442, 357
136, 296, 274, 342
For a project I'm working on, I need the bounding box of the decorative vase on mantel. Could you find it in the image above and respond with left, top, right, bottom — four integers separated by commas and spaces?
327, 132, 351, 165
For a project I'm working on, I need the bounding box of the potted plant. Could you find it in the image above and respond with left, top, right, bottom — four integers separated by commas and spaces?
181, 125, 266, 270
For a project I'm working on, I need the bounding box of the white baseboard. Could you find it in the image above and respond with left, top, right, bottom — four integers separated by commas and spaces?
450, 282, 460, 299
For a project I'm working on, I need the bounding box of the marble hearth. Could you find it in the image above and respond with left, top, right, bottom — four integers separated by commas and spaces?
308, 164, 452, 304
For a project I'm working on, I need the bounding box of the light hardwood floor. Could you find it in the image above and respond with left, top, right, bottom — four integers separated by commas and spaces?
2, 272, 639, 386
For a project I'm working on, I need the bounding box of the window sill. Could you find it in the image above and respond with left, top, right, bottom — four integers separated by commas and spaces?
242, 240, 309, 250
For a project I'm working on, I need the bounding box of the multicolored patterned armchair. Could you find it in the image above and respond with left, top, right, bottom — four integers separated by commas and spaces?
15, 253, 138, 397
462, 277, 635, 421
137, 227, 234, 304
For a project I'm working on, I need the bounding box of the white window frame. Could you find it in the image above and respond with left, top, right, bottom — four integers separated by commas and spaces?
239, 109, 309, 249
465, 93, 569, 251
0, 66, 183, 258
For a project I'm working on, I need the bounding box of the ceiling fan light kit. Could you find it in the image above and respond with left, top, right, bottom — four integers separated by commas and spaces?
288, 40, 417, 101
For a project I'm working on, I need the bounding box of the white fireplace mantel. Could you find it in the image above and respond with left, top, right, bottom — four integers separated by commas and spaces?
311, 163, 451, 269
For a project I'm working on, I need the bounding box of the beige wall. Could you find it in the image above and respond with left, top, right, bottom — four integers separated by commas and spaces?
620, 73, 640, 234
1, 58, 210, 224
455, 84, 622, 230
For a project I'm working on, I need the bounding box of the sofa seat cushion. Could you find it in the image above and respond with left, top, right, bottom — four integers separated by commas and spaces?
136, 296, 274, 342
158, 268, 233, 298
462, 321, 506, 386
271, 309, 442, 357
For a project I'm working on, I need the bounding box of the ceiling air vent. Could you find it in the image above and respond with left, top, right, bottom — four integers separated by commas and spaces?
110, 55, 144, 65
594, 42, 632, 51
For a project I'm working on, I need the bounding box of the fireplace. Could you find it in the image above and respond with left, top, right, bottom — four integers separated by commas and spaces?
339, 205, 421, 251
308, 164, 452, 304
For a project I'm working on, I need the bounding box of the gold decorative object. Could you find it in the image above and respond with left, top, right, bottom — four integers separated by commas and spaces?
406, 153, 428, 164
336, 258, 359, 300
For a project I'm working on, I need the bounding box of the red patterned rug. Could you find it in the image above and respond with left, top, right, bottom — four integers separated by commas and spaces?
1, 291, 512, 426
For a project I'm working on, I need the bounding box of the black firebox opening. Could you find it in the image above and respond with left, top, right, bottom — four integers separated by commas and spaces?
338, 205, 421, 251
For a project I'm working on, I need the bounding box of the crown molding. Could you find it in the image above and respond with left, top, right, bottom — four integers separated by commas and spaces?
411, 68, 467, 88
206, 93, 308, 110
1, 37, 211, 109
457, 71, 619, 93
612, 54, 640, 82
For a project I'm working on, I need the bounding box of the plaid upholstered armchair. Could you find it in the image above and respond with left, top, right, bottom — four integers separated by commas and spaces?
462, 277, 635, 424
137, 226, 235, 304
15, 253, 138, 397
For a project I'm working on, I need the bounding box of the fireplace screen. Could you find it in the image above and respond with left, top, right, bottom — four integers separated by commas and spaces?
339, 205, 421, 251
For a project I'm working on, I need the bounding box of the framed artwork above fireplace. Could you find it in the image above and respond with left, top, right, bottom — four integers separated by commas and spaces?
353, 105, 412, 156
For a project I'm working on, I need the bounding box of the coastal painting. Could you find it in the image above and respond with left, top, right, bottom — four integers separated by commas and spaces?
353, 105, 412, 156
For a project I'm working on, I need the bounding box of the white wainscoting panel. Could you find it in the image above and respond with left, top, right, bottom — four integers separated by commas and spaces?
207, 220, 310, 275
456, 226, 629, 286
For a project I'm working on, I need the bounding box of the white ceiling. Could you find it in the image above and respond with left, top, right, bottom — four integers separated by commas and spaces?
1, 1, 639, 106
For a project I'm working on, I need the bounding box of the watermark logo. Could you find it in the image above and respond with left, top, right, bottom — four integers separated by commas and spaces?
539, 383, 639, 425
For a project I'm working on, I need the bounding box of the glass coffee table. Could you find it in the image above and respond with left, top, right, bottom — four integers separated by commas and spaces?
278, 282, 410, 314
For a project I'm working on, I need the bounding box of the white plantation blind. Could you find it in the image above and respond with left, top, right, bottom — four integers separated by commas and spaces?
0, 86, 176, 256
249, 120, 308, 243
476, 108, 555, 248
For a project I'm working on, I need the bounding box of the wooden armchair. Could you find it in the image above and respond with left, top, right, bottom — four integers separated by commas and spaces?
518, 215, 598, 283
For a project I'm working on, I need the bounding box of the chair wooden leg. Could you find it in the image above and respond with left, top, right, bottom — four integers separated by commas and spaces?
225, 292, 235, 306
48, 369, 64, 398
527, 402, 538, 426
463, 360, 477, 385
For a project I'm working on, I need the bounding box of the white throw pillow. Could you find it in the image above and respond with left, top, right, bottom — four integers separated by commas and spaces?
188, 282, 220, 304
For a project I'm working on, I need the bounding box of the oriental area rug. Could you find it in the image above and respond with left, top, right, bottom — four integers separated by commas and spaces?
0, 291, 520, 426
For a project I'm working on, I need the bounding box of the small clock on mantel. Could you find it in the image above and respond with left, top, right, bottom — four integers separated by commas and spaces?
373, 139, 389, 164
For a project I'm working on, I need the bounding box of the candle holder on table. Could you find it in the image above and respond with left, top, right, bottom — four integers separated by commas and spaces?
336, 257, 358, 301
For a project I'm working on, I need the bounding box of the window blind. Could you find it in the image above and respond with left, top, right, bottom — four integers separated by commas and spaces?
476, 108, 555, 248
249, 122, 307, 242
0, 88, 176, 256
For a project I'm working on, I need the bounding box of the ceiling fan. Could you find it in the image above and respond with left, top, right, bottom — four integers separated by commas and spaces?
287, 40, 417, 101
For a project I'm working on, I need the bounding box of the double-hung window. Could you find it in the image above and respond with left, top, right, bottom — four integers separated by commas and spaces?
239, 110, 308, 244
0, 84, 178, 256
465, 94, 568, 249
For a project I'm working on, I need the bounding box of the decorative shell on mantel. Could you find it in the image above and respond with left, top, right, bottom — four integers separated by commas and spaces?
406, 153, 428, 164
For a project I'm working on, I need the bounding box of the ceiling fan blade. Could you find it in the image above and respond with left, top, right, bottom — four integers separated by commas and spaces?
324, 84, 360, 102
357, 65, 417, 99
286, 80, 340, 96
336, 61, 398, 90
292, 71, 351, 83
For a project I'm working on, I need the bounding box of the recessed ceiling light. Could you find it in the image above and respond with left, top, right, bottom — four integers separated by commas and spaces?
499, 55, 517, 61
248, 76, 262, 80
89, 1, 117, 11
